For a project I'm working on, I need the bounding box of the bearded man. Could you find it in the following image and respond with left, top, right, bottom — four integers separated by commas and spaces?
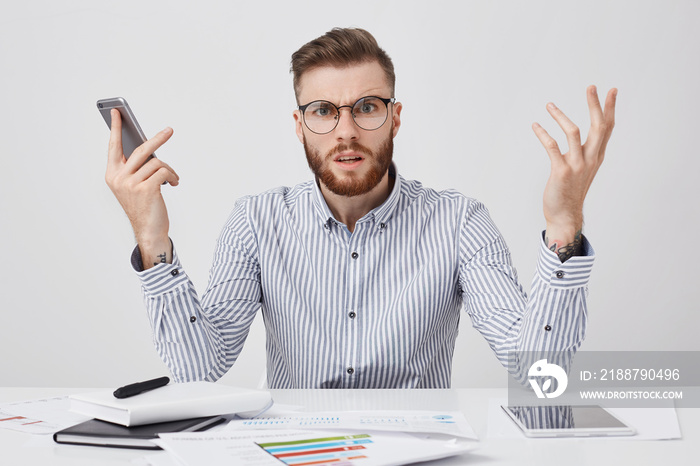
105, 28, 616, 389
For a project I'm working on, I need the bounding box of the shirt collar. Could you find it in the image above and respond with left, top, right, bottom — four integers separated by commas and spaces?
311, 162, 402, 231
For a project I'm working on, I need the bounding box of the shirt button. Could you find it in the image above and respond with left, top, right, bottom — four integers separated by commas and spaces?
555, 271, 565, 279
171, 269, 179, 277
190, 316, 197, 323
379, 223, 386, 229
351, 252, 359, 259
544, 325, 552, 331
348, 311, 356, 319
347, 367, 354, 375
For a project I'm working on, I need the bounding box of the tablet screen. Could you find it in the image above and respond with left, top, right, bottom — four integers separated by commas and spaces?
502, 405, 636, 437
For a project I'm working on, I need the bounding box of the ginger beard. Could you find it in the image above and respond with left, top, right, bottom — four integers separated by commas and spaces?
303, 131, 393, 197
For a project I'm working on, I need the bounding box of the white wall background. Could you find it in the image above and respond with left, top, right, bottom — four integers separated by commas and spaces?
1, 0, 698, 388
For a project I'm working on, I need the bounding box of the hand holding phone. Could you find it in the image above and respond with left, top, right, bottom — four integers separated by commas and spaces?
100, 97, 179, 269
98, 97, 155, 162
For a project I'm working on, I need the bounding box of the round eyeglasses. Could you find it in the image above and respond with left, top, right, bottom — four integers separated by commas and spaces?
298, 96, 396, 134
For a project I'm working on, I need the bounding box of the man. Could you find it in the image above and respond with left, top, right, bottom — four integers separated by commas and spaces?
105, 28, 616, 389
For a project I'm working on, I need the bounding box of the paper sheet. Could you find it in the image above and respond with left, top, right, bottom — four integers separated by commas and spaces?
486, 397, 682, 440
155, 429, 477, 466
133, 451, 186, 466
0, 396, 88, 434
226, 410, 478, 440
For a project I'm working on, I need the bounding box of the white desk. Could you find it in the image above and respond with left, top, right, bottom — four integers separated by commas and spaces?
1, 387, 697, 465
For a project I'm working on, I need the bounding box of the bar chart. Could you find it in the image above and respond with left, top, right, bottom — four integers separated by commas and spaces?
258, 433, 373, 465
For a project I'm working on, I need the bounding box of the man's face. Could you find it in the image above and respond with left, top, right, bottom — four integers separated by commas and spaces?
293, 61, 402, 197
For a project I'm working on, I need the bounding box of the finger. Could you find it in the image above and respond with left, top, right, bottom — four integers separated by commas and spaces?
134, 157, 180, 186
583, 85, 606, 153
586, 85, 604, 131
587, 85, 604, 125
150, 165, 180, 187
600, 87, 618, 143
532, 122, 563, 164
124, 127, 174, 173
593, 88, 618, 157
586, 85, 619, 147
603, 88, 617, 124
107, 109, 124, 168
546, 102, 582, 158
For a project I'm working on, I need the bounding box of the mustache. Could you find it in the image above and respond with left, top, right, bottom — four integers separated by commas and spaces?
327, 142, 373, 159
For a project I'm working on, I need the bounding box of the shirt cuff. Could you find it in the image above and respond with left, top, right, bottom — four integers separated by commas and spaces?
130, 242, 189, 296
536, 231, 595, 288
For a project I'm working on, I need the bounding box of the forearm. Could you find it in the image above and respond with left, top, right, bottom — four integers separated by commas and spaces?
131, 219, 262, 382
510, 235, 594, 384
138, 235, 173, 270
544, 224, 584, 263
465, 233, 593, 386
134, 248, 224, 381
145, 284, 222, 382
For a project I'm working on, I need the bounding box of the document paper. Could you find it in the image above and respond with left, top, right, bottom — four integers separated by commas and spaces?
0, 396, 88, 434
226, 410, 478, 439
156, 429, 476, 466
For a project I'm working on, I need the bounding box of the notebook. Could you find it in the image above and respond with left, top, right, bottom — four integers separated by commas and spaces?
53, 415, 225, 450
70, 382, 273, 426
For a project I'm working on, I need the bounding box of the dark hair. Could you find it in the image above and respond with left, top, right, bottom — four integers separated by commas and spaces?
290, 27, 395, 102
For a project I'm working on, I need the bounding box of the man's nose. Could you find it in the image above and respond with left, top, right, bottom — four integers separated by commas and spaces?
334, 107, 359, 141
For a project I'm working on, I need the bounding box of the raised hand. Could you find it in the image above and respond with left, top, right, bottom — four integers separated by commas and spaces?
533, 85, 617, 261
105, 109, 179, 268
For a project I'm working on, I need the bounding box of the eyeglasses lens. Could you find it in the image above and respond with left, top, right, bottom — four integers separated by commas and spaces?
303, 97, 389, 134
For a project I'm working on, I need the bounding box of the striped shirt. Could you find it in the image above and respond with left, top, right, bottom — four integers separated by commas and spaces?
133, 167, 593, 388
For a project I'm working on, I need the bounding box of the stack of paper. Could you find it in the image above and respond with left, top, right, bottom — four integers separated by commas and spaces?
151, 411, 479, 466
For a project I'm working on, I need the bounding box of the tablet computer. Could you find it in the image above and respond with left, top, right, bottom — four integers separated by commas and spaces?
501, 405, 636, 438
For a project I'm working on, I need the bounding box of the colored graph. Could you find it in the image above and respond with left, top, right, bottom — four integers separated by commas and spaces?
258, 433, 373, 465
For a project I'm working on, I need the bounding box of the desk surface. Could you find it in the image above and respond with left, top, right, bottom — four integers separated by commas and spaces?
1, 387, 697, 465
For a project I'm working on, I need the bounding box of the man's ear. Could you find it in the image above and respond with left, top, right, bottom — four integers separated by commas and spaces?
293, 110, 305, 144
391, 101, 402, 138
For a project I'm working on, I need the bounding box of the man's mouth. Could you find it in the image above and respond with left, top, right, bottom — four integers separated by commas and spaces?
333, 151, 365, 164
337, 155, 363, 163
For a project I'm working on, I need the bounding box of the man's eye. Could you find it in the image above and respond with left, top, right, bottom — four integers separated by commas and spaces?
311, 105, 335, 117
357, 101, 378, 114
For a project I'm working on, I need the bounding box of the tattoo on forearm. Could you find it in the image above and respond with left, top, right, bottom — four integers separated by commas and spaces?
154, 252, 167, 266
546, 230, 583, 262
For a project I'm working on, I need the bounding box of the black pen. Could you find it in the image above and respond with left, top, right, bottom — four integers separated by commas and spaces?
113, 376, 170, 399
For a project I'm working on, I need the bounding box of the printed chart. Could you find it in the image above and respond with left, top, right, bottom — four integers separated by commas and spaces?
0, 410, 47, 432
258, 433, 373, 465
0, 397, 88, 434
156, 429, 477, 466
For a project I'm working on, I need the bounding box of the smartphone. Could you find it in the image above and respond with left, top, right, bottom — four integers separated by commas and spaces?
97, 97, 155, 161
501, 405, 636, 438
